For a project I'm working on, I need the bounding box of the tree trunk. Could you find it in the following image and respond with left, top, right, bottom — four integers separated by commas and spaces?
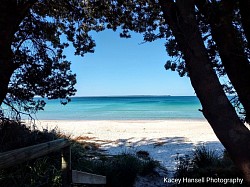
0, 25, 15, 106
0, 24, 15, 105
159, 0, 250, 182
196, 0, 250, 123
239, 0, 250, 49
0, 52, 14, 106
0, 1, 35, 106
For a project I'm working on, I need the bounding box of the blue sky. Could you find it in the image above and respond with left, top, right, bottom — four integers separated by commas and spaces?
66, 30, 195, 96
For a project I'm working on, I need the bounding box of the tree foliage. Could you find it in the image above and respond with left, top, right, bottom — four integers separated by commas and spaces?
0, 0, 106, 117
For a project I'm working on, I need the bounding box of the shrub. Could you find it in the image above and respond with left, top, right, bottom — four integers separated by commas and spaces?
0, 119, 58, 152
73, 152, 160, 187
0, 119, 62, 187
175, 146, 247, 187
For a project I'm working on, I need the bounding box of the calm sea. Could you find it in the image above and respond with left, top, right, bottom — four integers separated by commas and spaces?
35, 96, 205, 120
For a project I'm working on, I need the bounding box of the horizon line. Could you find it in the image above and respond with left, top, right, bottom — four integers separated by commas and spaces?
34, 95, 198, 99
71, 95, 198, 97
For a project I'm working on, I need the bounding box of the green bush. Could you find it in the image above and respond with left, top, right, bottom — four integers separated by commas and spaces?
175, 146, 247, 187
72, 152, 160, 187
0, 157, 61, 187
0, 119, 58, 152
0, 119, 62, 187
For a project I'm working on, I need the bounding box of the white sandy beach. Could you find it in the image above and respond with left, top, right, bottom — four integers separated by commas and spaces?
35, 120, 224, 171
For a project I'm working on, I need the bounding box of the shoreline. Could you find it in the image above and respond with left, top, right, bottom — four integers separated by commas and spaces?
34, 118, 207, 122
33, 119, 224, 171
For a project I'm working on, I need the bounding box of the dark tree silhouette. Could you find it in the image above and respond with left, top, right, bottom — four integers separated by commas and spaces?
0, 0, 102, 115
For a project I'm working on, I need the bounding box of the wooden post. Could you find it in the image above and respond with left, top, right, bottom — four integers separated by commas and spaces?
62, 145, 71, 187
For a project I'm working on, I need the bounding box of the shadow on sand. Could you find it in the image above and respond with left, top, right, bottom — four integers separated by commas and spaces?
97, 136, 224, 171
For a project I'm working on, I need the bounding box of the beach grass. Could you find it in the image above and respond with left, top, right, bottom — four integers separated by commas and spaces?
175, 146, 247, 186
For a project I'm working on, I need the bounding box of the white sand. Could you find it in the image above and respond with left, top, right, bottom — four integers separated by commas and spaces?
35, 120, 224, 171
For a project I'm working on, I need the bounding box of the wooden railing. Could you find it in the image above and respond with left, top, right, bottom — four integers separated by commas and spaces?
0, 139, 106, 187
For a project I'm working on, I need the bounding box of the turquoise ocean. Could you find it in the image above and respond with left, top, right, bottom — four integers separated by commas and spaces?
35, 96, 205, 120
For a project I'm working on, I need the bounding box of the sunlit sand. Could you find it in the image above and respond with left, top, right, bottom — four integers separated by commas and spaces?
36, 119, 224, 171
